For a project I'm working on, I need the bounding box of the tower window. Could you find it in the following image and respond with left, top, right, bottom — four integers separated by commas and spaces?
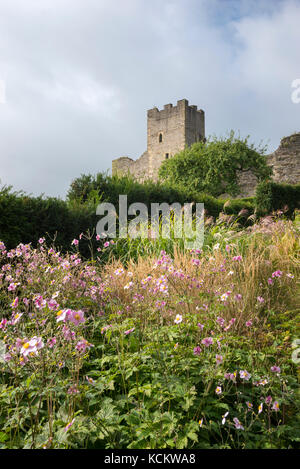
159, 133, 163, 143
165, 153, 169, 159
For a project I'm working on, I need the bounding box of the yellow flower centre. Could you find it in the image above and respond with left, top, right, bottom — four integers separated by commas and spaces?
23, 342, 30, 349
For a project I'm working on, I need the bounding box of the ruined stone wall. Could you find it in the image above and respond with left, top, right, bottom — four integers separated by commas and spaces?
267, 133, 300, 184
112, 152, 150, 182
235, 132, 300, 198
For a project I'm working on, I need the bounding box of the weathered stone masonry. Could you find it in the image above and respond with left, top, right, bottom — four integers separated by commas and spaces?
112, 99, 300, 196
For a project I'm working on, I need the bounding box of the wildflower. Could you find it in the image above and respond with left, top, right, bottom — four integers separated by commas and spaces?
67, 385, 79, 395
124, 327, 135, 335
197, 322, 204, 330
114, 268, 124, 276
257, 296, 264, 303
124, 282, 134, 290
233, 417, 244, 430
271, 365, 281, 374
86, 376, 95, 384
174, 343, 179, 350
265, 395, 272, 405
0, 318, 7, 329
48, 299, 59, 311
11, 312, 23, 325
216, 317, 225, 327
62, 325, 75, 341
174, 314, 183, 324
193, 346, 202, 355
234, 294, 242, 301
56, 309, 70, 323
286, 273, 294, 279
199, 419, 203, 427
256, 378, 268, 386
69, 310, 85, 326
38, 237, 45, 244
201, 337, 213, 347
272, 401, 280, 412
103, 242, 110, 248
215, 386, 222, 395
216, 354, 223, 365
222, 412, 229, 424
64, 419, 75, 432
258, 403, 263, 414
245, 320, 252, 327
20, 337, 44, 357
246, 402, 253, 410
271, 270, 282, 278
47, 337, 57, 348
267, 278, 273, 285
10, 297, 19, 309
239, 370, 251, 381
57, 361, 65, 369
71, 239, 79, 246
76, 339, 92, 353
220, 293, 229, 302
101, 325, 112, 334
33, 295, 47, 309
232, 255, 242, 261
19, 355, 28, 366
96, 234, 101, 241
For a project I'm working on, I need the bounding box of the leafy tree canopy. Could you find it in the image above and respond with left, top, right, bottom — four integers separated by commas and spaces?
158, 131, 272, 197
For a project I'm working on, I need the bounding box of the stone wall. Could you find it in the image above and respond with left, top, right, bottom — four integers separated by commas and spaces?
112, 152, 150, 182
235, 132, 300, 198
267, 133, 300, 185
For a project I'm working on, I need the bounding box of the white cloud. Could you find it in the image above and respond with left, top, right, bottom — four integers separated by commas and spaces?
0, 0, 299, 197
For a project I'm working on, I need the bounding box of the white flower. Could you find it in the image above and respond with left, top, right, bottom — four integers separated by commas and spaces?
222, 411, 229, 425
174, 314, 183, 324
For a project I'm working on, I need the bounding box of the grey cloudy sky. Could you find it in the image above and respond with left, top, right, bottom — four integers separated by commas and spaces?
0, 0, 299, 198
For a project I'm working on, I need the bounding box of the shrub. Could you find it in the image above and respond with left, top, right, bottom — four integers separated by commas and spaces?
255, 181, 300, 218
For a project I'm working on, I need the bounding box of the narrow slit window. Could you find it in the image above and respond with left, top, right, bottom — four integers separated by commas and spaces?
159, 133, 163, 143
165, 153, 169, 159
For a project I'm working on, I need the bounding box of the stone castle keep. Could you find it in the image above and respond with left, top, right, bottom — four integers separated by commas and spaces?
112, 99, 300, 196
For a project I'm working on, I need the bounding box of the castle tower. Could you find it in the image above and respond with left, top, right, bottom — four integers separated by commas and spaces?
147, 99, 205, 179
112, 99, 205, 181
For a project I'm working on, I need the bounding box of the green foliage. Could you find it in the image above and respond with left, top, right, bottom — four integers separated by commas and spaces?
255, 181, 300, 218
0, 178, 257, 260
0, 218, 299, 449
0, 186, 97, 254
159, 131, 272, 197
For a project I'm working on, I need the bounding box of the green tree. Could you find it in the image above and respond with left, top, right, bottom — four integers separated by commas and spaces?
158, 131, 272, 197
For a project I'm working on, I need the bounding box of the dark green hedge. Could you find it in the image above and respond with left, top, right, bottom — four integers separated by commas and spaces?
0, 179, 256, 254
255, 181, 300, 217
0, 187, 96, 254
